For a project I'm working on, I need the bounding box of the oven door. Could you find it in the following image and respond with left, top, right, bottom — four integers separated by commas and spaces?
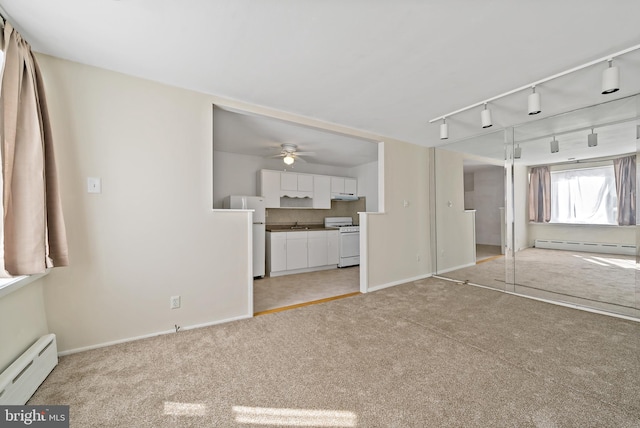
339, 232, 360, 267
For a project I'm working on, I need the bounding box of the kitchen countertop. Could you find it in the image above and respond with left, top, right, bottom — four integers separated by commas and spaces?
266, 224, 339, 232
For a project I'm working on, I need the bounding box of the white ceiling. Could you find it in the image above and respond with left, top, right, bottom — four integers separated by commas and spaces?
213, 106, 378, 167
1, 0, 640, 158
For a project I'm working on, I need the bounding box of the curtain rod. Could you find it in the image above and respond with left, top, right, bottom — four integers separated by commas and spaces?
525, 152, 635, 169
429, 43, 640, 123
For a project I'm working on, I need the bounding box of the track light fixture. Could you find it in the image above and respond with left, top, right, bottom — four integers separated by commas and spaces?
481, 104, 492, 128
428, 43, 640, 139
440, 118, 449, 140
550, 137, 559, 154
514, 145, 522, 159
527, 86, 541, 115
601, 59, 620, 94
587, 129, 598, 147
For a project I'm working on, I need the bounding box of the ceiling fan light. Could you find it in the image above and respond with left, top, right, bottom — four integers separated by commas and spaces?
601, 60, 620, 94
481, 104, 492, 128
527, 88, 541, 115
283, 154, 294, 165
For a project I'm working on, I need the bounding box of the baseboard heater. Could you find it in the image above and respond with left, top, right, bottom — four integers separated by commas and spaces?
0, 334, 58, 405
534, 239, 636, 256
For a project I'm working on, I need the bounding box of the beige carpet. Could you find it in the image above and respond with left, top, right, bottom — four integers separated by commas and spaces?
254, 267, 359, 313
29, 277, 640, 427
476, 244, 502, 262
441, 248, 639, 318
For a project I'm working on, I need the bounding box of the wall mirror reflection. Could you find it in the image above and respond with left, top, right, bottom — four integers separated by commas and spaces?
511, 95, 638, 318
434, 130, 509, 292
435, 95, 638, 320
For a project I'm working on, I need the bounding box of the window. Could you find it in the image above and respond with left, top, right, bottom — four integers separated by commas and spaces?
550, 165, 618, 225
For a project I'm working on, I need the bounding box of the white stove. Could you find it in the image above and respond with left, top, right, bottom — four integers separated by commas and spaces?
324, 217, 360, 267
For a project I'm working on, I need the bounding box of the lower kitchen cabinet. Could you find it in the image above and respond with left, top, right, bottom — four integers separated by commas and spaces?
266, 230, 339, 277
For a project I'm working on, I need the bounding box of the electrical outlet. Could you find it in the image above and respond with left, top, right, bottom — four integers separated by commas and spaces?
170, 295, 181, 309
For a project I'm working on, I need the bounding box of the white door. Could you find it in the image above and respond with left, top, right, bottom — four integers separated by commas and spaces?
252, 223, 265, 277
327, 231, 339, 265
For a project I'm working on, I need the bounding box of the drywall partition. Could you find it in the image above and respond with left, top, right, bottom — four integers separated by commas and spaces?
363, 141, 432, 291
434, 149, 476, 273
36, 55, 253, 353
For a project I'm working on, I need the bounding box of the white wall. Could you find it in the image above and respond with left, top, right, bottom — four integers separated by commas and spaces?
364, 141, 432, 290
0, 282, 49, 372
434, 149, 476, 272
36, 55, 253, 353
350, 159, 379, 212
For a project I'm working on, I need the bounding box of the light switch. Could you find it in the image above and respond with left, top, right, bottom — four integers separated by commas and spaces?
87, 177, 102, 194
403, 200, 410, 208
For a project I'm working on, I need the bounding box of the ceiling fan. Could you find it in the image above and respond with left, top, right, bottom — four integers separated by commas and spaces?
268, 143, 316, 165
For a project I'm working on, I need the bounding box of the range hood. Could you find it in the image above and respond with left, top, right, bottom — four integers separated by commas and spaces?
331, 194, 359, 201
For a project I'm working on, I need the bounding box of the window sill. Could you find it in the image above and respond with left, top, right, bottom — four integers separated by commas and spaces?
529, 222, 634, 228
0, 271, 49, 299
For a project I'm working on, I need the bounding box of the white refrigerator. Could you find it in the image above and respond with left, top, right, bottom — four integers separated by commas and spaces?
223, 196, 266, 278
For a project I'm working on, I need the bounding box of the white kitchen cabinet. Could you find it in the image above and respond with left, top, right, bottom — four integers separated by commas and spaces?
307, 231, 328, 267
330, 176, 357, 197
281, 172, 313, 198
285, 231, 308, 270
266, 232, 287, 273
327, 230, 339, 265
312, 175, 331, 209
258, 170, 281, 208
266, 230, 339, 276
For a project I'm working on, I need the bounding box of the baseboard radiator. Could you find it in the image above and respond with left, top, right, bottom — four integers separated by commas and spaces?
534, 239, 636, 256
0, 334, 58, 405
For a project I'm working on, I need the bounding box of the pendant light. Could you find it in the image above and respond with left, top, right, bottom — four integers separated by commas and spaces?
602, 59, 620, 94
587, 129, 598, 147
440, 118, 449, 140
550, 137, 559, 153
481, 104, 492, 128
527, 86, 541, 115
514, 145, 522, 159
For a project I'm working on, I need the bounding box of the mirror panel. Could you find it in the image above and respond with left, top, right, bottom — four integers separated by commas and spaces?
435, 130, 508, 292
512, 95, 638, 318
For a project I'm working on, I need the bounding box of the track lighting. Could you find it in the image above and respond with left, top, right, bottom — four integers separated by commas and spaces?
481, 104, 492, 128
283, 154, 294, 165
440, 118, 449, 140
601, 59, 620, 94
550, 137, 559, 153
514, 145, 522, 159
587, 129, 598, 147
527, 86, 541, 115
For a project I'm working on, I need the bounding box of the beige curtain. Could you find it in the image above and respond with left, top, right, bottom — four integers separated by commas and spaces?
613, 155, 636, 226
0, 20, 68, 276
528, 166, 551, 223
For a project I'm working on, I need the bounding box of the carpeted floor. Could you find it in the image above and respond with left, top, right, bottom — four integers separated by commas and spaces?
29, 277, 640, 427
253, 267, 359, 313
441, 247, 639, 318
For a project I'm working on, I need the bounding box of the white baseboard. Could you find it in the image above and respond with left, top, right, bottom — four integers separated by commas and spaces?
366, 273, 433, 293
434, 262, 476, 275
57, 313, 253, 357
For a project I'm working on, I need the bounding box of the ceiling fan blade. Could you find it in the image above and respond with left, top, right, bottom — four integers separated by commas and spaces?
267, 153, 285, 158
294, 151, 316, 156
293, 156, 307, 163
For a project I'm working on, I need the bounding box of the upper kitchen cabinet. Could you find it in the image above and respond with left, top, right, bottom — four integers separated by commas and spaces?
258, 169, 281, 208
330, 177, 357, 199
312, 175, 331, 209
258, 169, 358, 209
280, 172, 313, 198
